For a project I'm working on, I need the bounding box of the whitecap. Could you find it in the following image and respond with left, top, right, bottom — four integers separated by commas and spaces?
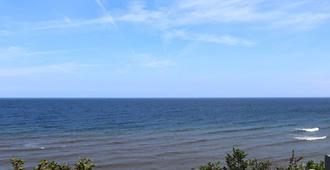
23, 143, 46, 150
294, 136, 326, 141
296, 127, 319, 132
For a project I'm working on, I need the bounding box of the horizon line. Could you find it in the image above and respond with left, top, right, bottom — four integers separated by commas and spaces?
1, 97, 330, 99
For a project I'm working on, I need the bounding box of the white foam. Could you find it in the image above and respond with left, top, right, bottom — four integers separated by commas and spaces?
24, 143, 46, 150
296, 127, 319, 132
294, 136, 326, 141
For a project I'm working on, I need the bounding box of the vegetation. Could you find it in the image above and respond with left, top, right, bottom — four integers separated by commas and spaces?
247, 159, 272, 170
74, 158, 95, 170
10, 158, 94, 170
198, 148, 325, 170
11, 158, 24, 170
10, 148, 326, 170
224, 148, 248, 170
305, 160, 325, 170
200, 161, 222, 170
33, 160, 71, 170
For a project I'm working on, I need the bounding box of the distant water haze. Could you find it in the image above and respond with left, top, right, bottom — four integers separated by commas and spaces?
0, 98, 330, 170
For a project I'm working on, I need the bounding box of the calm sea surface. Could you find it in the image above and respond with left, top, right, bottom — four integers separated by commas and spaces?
0, 98, 330, 169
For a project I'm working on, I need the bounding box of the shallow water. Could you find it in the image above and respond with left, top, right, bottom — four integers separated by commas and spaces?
0, 98, 330, 169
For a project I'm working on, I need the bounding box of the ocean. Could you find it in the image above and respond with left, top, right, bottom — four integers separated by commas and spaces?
0, 98, 329, 169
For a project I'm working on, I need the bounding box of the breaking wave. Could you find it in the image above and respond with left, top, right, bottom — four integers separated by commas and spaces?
23, 143, 46, 150
294, 136, 326, 141
296, 127, 319, 132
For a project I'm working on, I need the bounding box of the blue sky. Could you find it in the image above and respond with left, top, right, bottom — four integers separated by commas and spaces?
1, 0, 330, 97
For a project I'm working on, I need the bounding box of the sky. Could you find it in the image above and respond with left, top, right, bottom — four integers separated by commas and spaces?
1, 0, 330, 97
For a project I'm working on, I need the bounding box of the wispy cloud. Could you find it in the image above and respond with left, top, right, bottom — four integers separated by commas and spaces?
165, 30, 253, 46
0, 46, 69, 60
95, 0, 117, 27
129, 53, 175, 69
31, 16, 115, 30
0, 63, 94, 77
3, 0, 329, 32
117, 1, 166, 25
0, 30, 13, 36
113, 0, 330, 30
24, 0, 116, 31
110, 53, 175, 75
0, 47, 28, 59
0, 47, 94, 77
172, 0, 266, 24
95, 0, 108, 14
272, 12, 330, 30
144, 57, 175, 68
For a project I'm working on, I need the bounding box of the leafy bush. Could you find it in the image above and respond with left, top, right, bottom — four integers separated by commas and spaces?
224, 148, 248, 170
10, 158, 94, 170
199, 161, 222, 170
248, 159, 272, 170
198, 148, 325, 170
8, 148, 327, 170
305, 160, 325, 170
11, 158, 25, 170
33, 160, 71, 170
74, 158, 94, 170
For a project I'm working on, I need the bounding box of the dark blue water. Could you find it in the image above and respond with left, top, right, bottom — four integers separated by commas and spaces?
0, 98, 330, 169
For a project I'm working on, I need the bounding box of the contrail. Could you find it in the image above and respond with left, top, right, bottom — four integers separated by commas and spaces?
95, 0, 117, 28
95, 0, 136, 56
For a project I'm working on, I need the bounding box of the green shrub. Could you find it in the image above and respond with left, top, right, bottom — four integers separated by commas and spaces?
58, 164, 72, 170
74, 158, 95, 170
198, 148, 325, 170
33, 160, 71, 170
305, 160, 325, 170
248, 159, 272, 170
11, 158, 25, 170
225, 148, 248, 170
199, 161, 222, 170
8, 149, 327, 170
11, 158, 93, 170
